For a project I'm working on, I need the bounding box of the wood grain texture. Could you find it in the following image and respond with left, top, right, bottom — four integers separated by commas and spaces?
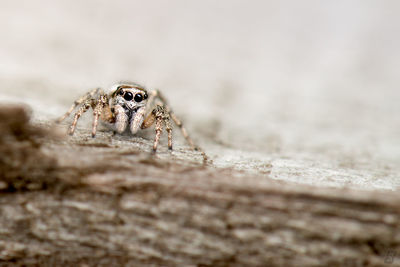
0, 105, 399, 267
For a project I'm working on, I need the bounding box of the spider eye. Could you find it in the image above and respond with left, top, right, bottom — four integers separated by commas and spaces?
143, 93, 148, 100
124, 92, 133, 101
118, 89, 124, 95
134, 93, 143, 102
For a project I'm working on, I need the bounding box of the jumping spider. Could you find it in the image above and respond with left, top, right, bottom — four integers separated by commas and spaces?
57, 82, 205, 158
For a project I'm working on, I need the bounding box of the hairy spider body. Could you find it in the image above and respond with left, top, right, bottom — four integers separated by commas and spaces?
57, 82, 203, 156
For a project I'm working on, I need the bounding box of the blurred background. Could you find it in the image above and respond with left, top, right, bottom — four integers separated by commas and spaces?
0, 0, 399, 189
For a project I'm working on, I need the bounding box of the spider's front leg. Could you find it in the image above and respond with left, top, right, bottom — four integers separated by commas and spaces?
56, 88, 101, 124
58, 88, 110, 137
91, 94, 109, 137
68, 99, 92, 135
141, 105, 172, 153
153, 90, 198, 151
153, 90, 208, 162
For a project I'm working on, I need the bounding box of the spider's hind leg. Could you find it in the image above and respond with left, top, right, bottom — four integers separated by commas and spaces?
170, 111, 208, 162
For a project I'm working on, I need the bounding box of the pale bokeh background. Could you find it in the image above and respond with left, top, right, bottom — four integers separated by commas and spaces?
0, 0, 399, 189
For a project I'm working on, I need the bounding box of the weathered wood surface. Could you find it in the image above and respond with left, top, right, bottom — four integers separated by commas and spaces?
1, 105, 399, 267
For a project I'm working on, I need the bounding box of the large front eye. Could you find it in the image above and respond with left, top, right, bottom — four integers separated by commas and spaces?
124, 92, 133, 101
134, 93, 143, 102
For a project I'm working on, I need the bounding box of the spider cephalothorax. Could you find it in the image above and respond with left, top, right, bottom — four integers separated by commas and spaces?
57, 82, 204, 157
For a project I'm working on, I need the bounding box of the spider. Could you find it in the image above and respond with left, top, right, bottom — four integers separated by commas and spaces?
56, 82, 205, 159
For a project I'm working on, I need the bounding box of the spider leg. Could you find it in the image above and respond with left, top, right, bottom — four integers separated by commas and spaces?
56, 88, 101, 123
169, 113, 196, 150
170, 110, 208, 162
141, 111, 155, 129
68, 99, 93, 135
154, 90, 197, 150
152, 107, 164, 153
141, 104, 171, 152
154, 90, 208, 161
165, 113, 173, 150
141, 89, 208, 161
91, 94, 108, 137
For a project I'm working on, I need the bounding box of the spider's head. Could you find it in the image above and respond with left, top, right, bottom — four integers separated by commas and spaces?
112, 84, 148, 111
